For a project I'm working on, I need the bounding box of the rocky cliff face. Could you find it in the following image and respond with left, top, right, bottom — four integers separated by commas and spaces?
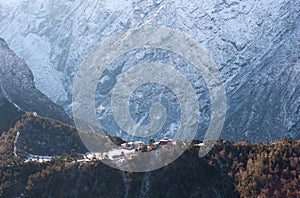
0, 38, 72, 124
0, 0, 299, 142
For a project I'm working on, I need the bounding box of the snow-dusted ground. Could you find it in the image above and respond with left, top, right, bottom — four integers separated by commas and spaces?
25, 154, 54, 163
13, 131, 20, 158
24, 148, 137, 163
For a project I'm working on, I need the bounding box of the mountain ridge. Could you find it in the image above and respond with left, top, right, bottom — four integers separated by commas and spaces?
0, 0, 299, 142
0, 38, 72, 124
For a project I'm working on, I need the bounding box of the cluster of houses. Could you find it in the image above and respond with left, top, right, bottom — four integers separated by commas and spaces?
120, 137, 173, 150
25, 138, 204, 164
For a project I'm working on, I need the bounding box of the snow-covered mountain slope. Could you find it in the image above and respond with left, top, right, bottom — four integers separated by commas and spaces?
0, 0, 299, 142
0, 38, 71, 124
